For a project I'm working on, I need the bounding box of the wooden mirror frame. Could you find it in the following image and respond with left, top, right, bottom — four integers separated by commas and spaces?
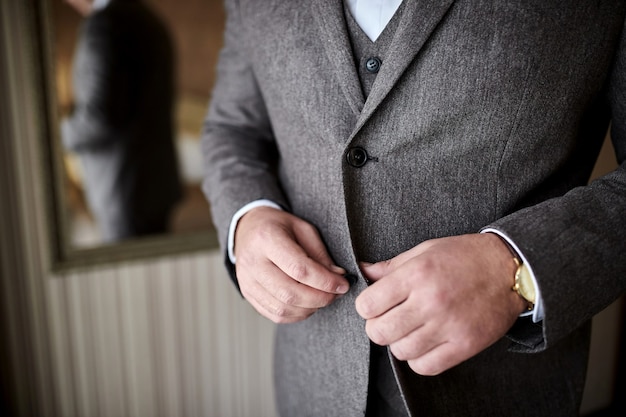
20, 0, 218, 271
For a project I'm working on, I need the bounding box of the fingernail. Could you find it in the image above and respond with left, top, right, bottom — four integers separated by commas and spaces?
336, 284, 349, 294
359, 261, 373, 268
331, 265, 346, 274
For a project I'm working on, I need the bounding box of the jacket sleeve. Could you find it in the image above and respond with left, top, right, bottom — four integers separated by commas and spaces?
487, 17, 626, 353
201, 0, 289, 282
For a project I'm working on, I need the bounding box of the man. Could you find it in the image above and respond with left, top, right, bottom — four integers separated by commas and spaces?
63, 0, 182, 242
202, 0, 626, 416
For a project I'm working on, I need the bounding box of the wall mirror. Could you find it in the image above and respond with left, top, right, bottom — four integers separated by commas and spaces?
43, 0, 224, 269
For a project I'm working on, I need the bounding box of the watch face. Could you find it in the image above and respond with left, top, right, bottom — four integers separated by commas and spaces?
516, 264, 536, 304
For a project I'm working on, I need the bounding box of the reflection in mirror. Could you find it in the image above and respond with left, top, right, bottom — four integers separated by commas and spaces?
51, 0, 223, 250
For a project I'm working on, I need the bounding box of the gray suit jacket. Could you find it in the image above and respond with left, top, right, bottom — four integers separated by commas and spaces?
202, 0, 626, 415
64, 0, 182, 242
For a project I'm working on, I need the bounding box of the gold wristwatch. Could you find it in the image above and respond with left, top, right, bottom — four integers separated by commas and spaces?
493, 233, 536, 311
511, 255, 535, 311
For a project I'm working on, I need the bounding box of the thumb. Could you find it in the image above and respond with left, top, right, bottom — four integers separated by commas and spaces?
292, 219, 346, 275
360, 242, 430, 282
358, 260, 390, 283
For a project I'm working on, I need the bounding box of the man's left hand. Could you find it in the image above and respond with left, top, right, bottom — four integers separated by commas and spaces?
355, 233, 527, 376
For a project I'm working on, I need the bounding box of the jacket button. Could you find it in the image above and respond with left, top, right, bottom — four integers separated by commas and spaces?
346, 147, 369, 168
365, 57, 382, 73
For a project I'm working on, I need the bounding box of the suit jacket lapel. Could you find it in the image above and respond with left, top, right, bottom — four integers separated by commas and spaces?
310, 0, 456, 139
353, 0, 456, 136
311, 1, 365, 118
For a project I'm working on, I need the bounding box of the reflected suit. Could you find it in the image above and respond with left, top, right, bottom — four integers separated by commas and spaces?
63, 0, 182, 242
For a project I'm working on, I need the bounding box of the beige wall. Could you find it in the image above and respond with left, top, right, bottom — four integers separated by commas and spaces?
0, 1, 623, 416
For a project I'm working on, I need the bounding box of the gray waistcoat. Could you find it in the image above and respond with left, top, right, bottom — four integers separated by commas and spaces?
345, 4, 409, 417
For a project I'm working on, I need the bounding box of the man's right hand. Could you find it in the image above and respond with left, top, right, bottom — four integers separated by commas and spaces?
234, 206, 350, 323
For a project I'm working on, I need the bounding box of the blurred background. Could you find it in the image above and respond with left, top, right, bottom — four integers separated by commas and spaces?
53, 0, 223, 247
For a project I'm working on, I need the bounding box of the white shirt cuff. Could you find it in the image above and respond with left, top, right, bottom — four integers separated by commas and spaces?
227, 200, 283, 264
481, 228, 545, 323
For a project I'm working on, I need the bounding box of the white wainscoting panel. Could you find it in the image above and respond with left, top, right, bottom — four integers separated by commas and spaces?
43, 255, 278, 417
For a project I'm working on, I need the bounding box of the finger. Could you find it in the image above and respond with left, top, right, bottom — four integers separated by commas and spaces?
238, 254, 338, 309
240, 272, 318, 323
406, 341, 468, 376
388, 323, 444, 362
246, 292, 316, 324
255, 262, 339, 309
236, 209, 349, 294
269, 235, 349, 295
363, 301, 424, 346
293, 221, 345, 274
359, 242, 430, 283
359, 261, 387, 283
355, 274, 408, 319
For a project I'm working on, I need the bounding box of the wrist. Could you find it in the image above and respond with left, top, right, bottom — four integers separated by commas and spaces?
228, 200, 283, 263
485, 233, 530, 316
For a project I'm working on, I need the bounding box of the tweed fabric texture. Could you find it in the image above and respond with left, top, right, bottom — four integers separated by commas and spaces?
202, 0, 626, 415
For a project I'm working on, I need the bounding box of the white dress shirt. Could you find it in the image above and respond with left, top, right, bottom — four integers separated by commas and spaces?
226, 0, 544, 323
345, 0, 404, 42
92, 0, 111, 12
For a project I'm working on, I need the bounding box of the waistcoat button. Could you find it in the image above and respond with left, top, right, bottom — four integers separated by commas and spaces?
365, 57, 382, 73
